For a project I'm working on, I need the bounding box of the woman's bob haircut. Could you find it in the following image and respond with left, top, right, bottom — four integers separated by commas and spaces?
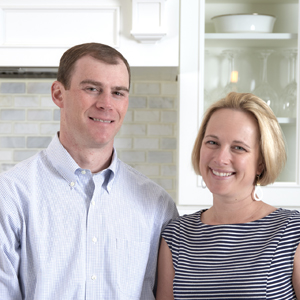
191, 92, 287, 186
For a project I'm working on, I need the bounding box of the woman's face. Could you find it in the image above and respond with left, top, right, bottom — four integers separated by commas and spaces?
199, 108, 263, 201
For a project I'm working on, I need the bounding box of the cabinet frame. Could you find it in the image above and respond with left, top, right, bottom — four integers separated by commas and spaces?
178, 0, 300, 214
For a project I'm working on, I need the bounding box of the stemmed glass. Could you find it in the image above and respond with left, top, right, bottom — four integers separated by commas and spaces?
221, 49, 239, 97
279, 49, 297, 118
210, 49, 239, 103
252, 49, 279, 115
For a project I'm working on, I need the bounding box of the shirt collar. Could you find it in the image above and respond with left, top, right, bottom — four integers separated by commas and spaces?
46, 133, 118, 192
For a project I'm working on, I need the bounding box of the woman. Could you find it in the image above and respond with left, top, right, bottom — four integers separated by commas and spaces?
157, 92, 300, 299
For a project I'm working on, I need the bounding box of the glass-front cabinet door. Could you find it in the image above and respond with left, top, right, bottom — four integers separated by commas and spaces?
178, 0, 300, 214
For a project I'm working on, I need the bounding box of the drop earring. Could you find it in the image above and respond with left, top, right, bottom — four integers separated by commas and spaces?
253, 175, 263, 201
201, 177, 206, 189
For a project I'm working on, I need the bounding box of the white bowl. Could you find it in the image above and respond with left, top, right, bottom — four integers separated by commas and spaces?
212, 13, 276, 33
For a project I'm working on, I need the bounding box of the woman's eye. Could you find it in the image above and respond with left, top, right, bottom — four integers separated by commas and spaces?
206, 140, 217, 145
234, 146, 246, 151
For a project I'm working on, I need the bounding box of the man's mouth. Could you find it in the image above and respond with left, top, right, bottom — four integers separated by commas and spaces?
90, 117, 112, 123
212, 169, 234, 177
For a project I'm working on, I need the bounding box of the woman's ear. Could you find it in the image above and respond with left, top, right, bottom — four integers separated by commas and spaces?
51, 81, 65, 108
257, 160, 264, 176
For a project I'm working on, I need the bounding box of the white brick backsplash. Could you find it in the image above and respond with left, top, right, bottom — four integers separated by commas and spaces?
134, 138, 159, 149
129, 96, 147, 108
119, 151, 146, 163
0, 75, 179, 202
161, 82, 178, 95
27, 110, 52, 121
124, 111, 133, 123
161, 138, 177, 149
0, 82, 26, 94
134, 111, 160, 122
41, 97, 56, 107
0, 96, 13, 106
148, 124, 173, 136
15, 96, 39, 107
162, 165, 177, 176
134, 83, 160, 95
149, 97, 174, 108
130, 164, 160, 176
148, 151, 173, 163
0, 137, 25, 148
27, 136, 52, 148
0, 123, 12, 134
161, 111, 177, 123
53, 109, 60, 121
120, 124, 146, 135
1, 109, 25, 121
14, 150, 38, 161
40, 123, 60, 134
14, 123, 39, 134
0, 150, 12, 161
114, 138, 132, 149
27, 82, 52, 94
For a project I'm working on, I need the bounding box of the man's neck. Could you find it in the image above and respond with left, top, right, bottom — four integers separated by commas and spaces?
58, 133, 114, 173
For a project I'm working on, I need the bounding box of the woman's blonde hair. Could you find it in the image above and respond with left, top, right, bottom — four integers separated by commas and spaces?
191, 92, 287, 186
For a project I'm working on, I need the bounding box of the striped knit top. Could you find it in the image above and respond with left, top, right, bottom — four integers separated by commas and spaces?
162, 208, 300, 299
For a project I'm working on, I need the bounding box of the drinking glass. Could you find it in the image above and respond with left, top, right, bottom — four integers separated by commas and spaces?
279, 49, 297, 118
210, 49, 239, 103
222, 49, 239, 95
253, 49, 279, 115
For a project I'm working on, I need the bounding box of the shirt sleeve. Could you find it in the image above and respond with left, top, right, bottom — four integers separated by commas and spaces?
0, 193, 23, 300
161, 217, 181, 269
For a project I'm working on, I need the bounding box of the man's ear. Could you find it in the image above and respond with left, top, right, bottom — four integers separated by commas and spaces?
51, 81, 65, 108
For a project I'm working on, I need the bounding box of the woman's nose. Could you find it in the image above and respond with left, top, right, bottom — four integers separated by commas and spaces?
214, 147, 231, 165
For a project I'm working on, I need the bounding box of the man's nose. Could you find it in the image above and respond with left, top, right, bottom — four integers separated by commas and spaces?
96, 92, 112, 110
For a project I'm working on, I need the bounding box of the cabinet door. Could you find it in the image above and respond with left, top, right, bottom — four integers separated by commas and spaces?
178, 0, 300, 214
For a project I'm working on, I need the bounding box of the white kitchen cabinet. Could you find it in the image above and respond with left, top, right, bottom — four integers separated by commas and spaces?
178, 0, 300, 214
0, 0, 179, 67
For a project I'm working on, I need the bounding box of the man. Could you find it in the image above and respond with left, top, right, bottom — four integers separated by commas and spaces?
0, 43, 178, 299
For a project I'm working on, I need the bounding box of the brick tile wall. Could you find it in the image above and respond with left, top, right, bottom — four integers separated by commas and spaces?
0, 75, 178, 202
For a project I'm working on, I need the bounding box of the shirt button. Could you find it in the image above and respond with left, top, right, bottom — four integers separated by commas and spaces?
91, 200, 96, 206
91, 275, 97, 280
92, 237, 97, 243
81, 170, 86, 174
70, 181, 75, 187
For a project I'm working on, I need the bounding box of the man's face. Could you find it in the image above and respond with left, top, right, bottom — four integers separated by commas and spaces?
54, 55, 129, 152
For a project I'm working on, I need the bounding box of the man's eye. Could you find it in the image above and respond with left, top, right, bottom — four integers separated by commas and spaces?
86, 87, 98, 92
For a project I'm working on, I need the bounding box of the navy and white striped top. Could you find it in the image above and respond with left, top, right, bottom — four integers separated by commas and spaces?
162, 208, 300, 299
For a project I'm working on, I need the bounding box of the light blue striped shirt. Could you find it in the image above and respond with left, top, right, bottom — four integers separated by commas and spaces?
0, 134, 178, 300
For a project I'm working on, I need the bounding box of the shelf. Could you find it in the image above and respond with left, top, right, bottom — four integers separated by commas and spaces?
206, 0, 297, 3
278, 117, 296, 124
205, 33, 298, 47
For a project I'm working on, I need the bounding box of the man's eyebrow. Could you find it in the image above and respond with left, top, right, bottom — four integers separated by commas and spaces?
114, 86, 130, 93
80, 79, 102, 86
80, 79, 129, 93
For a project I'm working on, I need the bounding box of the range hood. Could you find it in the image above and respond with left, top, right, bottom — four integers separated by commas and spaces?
0, 0, 179, 67
0, 67, 58, 78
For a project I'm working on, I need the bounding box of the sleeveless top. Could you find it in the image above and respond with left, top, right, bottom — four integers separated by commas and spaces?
162, 208, 300, 299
